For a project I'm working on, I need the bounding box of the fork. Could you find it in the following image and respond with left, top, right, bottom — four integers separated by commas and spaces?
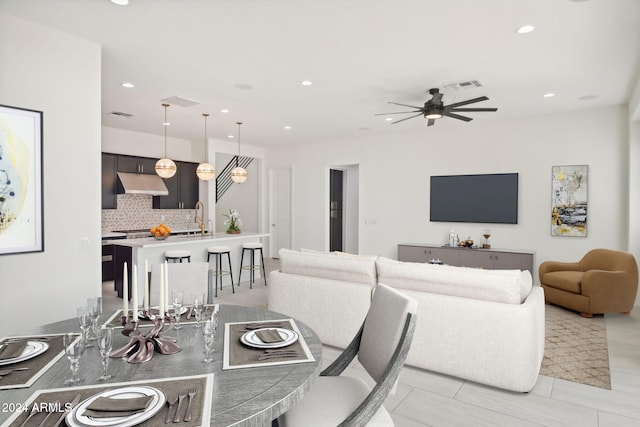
172, 392, 186, 423
164, 396, 178, 423
19, 404, 39, 427
0, 367, 29, 376
183, 387, 198, 422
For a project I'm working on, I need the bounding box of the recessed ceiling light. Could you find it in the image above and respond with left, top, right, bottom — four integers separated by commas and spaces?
220, 109, 230, 113
579, 94, 599, 101
300, 80, 313, 86
284, 126, 292, 130
543, 93, 556, 98
234, 83, 254, 90
227, 135, 234, 138
163, 122, 170, 126
110, 0, 129, 5
385, 117, 393, 122
516, 25, 535, 34
121, 82, 134, 88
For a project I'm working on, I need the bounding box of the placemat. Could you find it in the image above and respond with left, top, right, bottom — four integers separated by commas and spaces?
2, 374, 213, 427
0, 334, 67, 390
223, 318, 315, 370
104, 304, 218, 329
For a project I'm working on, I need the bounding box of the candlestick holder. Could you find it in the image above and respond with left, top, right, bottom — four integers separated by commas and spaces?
109, 311, 181, 364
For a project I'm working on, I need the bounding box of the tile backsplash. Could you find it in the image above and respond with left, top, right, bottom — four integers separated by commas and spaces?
102, 194, 197, 231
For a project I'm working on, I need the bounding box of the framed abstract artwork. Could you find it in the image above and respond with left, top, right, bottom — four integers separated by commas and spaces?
0, 104, 44, 255
551, 165, 587, 237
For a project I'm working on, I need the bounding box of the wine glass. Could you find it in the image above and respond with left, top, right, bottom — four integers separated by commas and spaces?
87, 297, 102, 341
77, 307, 93, 348
97, 324, 114, 381
192, 293, 205, 329
202, 312, 218, 363
171, 290, 184, 330
63, 333, 85, 384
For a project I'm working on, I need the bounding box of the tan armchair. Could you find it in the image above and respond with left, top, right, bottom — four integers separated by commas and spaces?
539, 249, 638, 317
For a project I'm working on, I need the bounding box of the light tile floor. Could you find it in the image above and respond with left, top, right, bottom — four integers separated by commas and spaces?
102, 260, 640, 426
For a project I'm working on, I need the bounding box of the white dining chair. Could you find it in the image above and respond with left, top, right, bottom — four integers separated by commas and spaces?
149, 262, 210, 306
276, 283, 418, 427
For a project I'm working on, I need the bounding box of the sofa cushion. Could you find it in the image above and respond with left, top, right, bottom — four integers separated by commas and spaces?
376, 257, 529, 304
541, 271, 583, 293
279, 248, 378, 286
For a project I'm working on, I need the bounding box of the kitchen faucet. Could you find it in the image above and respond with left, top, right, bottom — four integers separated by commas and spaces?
194, 201, 205, 236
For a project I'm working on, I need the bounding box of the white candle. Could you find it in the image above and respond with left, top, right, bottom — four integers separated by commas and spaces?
159, 263, 165, 316
164, 261, 170, 314
132, 264, 138, 321
144, 259, 149, 312
123, 262, 128, 317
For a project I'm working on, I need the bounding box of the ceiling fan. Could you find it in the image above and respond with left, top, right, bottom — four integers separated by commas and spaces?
376, 88, 498, 126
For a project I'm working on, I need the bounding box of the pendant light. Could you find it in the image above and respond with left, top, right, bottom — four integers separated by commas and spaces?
196, 113, 215, 181
230, 121, 248, 183
155, 103, 177, 179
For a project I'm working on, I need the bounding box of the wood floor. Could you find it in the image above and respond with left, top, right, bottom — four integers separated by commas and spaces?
102, 261, 640, 426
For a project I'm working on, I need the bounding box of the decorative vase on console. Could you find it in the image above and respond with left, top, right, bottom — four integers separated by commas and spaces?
223, 209, 242, 234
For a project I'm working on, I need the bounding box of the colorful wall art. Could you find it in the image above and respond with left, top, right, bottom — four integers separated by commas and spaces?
0, 105, 43, 255
551, 165, 587, 237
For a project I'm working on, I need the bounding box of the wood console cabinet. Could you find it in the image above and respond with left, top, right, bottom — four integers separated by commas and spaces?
398, 243, 534, 273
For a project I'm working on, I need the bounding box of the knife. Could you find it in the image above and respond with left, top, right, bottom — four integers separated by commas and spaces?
53, 393, 82, 427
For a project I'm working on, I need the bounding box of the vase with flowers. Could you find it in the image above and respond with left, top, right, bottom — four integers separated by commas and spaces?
223, 209, 242, 234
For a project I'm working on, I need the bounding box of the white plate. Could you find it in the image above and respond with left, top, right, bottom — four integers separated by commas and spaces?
240, 328, 299, 349
0, 341, 49, 366
66, 386, 165, 427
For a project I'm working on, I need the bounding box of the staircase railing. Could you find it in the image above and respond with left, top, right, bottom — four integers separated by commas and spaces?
216, 155, 254, 202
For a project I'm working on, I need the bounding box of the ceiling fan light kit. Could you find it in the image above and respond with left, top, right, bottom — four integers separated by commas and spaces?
376, 87, 498, 127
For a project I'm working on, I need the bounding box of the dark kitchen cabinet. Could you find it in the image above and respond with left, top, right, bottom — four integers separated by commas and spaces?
101, 153, 117, 209
117, 155, 158, 175
102, 243, 115, 281
153, 161, 199, 209
114, 245, 132, 299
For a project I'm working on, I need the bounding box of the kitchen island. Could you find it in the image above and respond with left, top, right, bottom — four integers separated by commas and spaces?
107, 232, 269, 300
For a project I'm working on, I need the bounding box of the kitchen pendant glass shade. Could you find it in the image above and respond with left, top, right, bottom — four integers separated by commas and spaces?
196, 163, 215, 180
231, 121, 247, 183
196, 113, 215, 181
230, 166, 248, 183
155, 158, 177, 178
156, 103, 177, 179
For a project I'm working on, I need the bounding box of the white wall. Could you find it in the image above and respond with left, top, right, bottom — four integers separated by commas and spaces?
0, 13, 102, 335
266, 106, 630, 286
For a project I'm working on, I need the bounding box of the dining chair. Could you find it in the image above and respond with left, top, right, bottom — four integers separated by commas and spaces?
149, 262, 210, 306
276, 283, 417, 427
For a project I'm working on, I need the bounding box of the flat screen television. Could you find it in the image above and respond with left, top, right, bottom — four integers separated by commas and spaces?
430, 173, 518, 224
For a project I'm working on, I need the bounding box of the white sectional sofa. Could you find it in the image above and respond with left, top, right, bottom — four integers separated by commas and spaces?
268, 249, 545, 393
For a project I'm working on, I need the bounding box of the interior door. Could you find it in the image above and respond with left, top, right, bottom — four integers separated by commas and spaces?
270, 168, 292, 257
330, 169, 344, 252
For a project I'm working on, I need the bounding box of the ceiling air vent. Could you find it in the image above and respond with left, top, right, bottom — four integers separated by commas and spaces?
109, 111, 134, 118
161, 96, 201, 107
449, 80, 483, 90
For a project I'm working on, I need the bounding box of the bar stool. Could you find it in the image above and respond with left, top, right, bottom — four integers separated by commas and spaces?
238, 242, 267, 289
164, 250, 191, 263
207, 246, 235, 297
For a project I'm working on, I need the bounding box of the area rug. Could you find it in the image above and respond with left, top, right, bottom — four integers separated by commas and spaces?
540, 304, 611, 389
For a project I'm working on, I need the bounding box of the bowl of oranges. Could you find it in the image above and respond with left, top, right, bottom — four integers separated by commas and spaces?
150, 224, 171, 240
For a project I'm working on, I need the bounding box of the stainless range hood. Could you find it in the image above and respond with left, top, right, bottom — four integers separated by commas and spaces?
117, 172, 169, 196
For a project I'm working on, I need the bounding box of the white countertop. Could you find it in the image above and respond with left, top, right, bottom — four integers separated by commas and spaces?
107, 232, 269, 248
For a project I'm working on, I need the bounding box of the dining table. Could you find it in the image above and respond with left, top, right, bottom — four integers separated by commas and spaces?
0, 304, 322, 427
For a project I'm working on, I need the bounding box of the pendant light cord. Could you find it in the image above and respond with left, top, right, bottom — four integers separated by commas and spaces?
236, 121, 242, 167
162, 103, 170, 158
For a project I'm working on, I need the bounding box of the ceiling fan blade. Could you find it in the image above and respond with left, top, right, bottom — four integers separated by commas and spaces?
427, 119, 436, 127
374, 110, 422, 116
388, 101, 424, 109
443, 111, 473, 122
445, 96, 489, 109
450, 107, 498, 112
391, 112, 424, 124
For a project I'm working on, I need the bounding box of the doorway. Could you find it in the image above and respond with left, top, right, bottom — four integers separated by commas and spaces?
329, 165, 359, 254
269, 168, 292, 257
